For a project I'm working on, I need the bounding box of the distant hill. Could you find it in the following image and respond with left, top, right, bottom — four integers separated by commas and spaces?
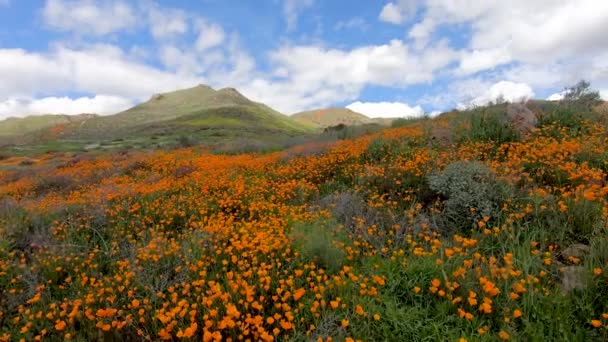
0, 114, 96, 138
54, 85, 310, 142
291, 108, 374, 128
2, 85, 313, 154
292, 107, 396, 129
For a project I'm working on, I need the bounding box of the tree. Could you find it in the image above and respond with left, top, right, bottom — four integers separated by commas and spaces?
561, 80, 602, 110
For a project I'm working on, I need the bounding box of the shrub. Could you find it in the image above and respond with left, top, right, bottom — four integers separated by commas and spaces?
428, 160, 511, 233
33, 175, 76, 195
291, 220, 345, 272
452, 105, 521, 144
177, 135, 196, 148
391, 115, 429, 128
365, 137, 393, 163
561, 80, 603, 111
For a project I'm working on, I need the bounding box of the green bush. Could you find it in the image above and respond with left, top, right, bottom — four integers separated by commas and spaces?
365, 137, 393, 162
291, 220, 345, 272
452, 105, 521, 144
428, 160, 511, 233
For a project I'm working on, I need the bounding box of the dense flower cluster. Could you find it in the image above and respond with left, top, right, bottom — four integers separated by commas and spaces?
1, 119, 607, 341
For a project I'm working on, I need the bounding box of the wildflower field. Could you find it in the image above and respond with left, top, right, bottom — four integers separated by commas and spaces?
1, 109, 608, 341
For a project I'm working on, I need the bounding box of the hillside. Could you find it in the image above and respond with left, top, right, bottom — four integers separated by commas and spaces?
2, 85, 313, 154
292, 107, 374, 128
2, 101, 608, 341
62, 85, 310, 140
0, 113, 96, 137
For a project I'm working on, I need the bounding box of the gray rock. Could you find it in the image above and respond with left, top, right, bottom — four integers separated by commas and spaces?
560, 244, 591, 260
560, 266, 588, 293
505, 103, 537, 134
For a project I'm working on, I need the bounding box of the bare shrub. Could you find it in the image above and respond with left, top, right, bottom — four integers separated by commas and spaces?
33, 175, 76, 195
280, 141, 335, 162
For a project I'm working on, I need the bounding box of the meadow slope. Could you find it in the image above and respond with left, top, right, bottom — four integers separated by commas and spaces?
1, 107, 608, 341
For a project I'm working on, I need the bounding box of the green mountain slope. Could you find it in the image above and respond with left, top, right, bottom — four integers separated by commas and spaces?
60, 85, 310, 141
0, 114, 96, 137
3, 85, 313, 155
291, 107, 373, 128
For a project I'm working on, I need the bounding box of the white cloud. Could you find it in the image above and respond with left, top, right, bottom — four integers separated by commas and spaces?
457, 47, 511, 75
195, 21, 226, 51
0, 95, 133, 118
410, 0, 608, 72
601, 89, 608, 101
546, 92, 565, 101
0, 45, 201, 101
282, 0, 314, 31
43, 0, 136, 35
236, 39, 456, 113
147, 5, 188, 40
268, 39, 455, 88
462, 81, 534, 108
379, 3, 404, 24
379, 0, 416, 25
347, 101, 424, 118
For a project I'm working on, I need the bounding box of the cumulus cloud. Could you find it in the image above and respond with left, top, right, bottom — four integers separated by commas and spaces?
410, 0, 608, 73
347, 101, 424, 118
546, 91, 565, 101
236, 39, 456, 113
43, 0, 136, 35
8, 0, 607, 118
460, 81, 534, 108
0, 45, 201, 101
0, 95, 133, 118
457, 47, 512, 75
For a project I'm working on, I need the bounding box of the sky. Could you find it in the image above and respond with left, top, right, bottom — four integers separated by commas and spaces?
1, 0, 608, 119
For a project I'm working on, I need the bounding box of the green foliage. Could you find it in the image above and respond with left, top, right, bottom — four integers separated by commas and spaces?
531, 81, 604, 138
452, 105, 521, 144
391, 115, 429, 128
520, 194, 604, 245
365, 137, 393, 163
562, 80, 603, 111
291, 220, 345, 272
428, 160, 511, 232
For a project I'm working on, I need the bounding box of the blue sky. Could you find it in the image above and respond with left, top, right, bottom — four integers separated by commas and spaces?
0, 0, 607, 119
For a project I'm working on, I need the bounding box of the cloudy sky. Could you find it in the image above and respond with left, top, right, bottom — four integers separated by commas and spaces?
1, 0, 607, 119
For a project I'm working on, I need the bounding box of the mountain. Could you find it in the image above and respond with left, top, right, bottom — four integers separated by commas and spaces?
0, 114, 96, 138
291, 107, 374, 128
2, 85, 313, 154
58, 85, 310, 140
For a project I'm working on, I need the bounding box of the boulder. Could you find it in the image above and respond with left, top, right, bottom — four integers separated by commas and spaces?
560, 266, 588, 294
505, 103, 537, 134
559, 244, 591, 260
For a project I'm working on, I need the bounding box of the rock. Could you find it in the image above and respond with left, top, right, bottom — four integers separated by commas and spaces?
430, 127, 452, 145
505, 103, 537, 134
559, 244, 591, 260
560, 266, 588, 294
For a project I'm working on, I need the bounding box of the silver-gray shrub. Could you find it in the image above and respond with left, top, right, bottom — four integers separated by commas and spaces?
428, 160, 511, 232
